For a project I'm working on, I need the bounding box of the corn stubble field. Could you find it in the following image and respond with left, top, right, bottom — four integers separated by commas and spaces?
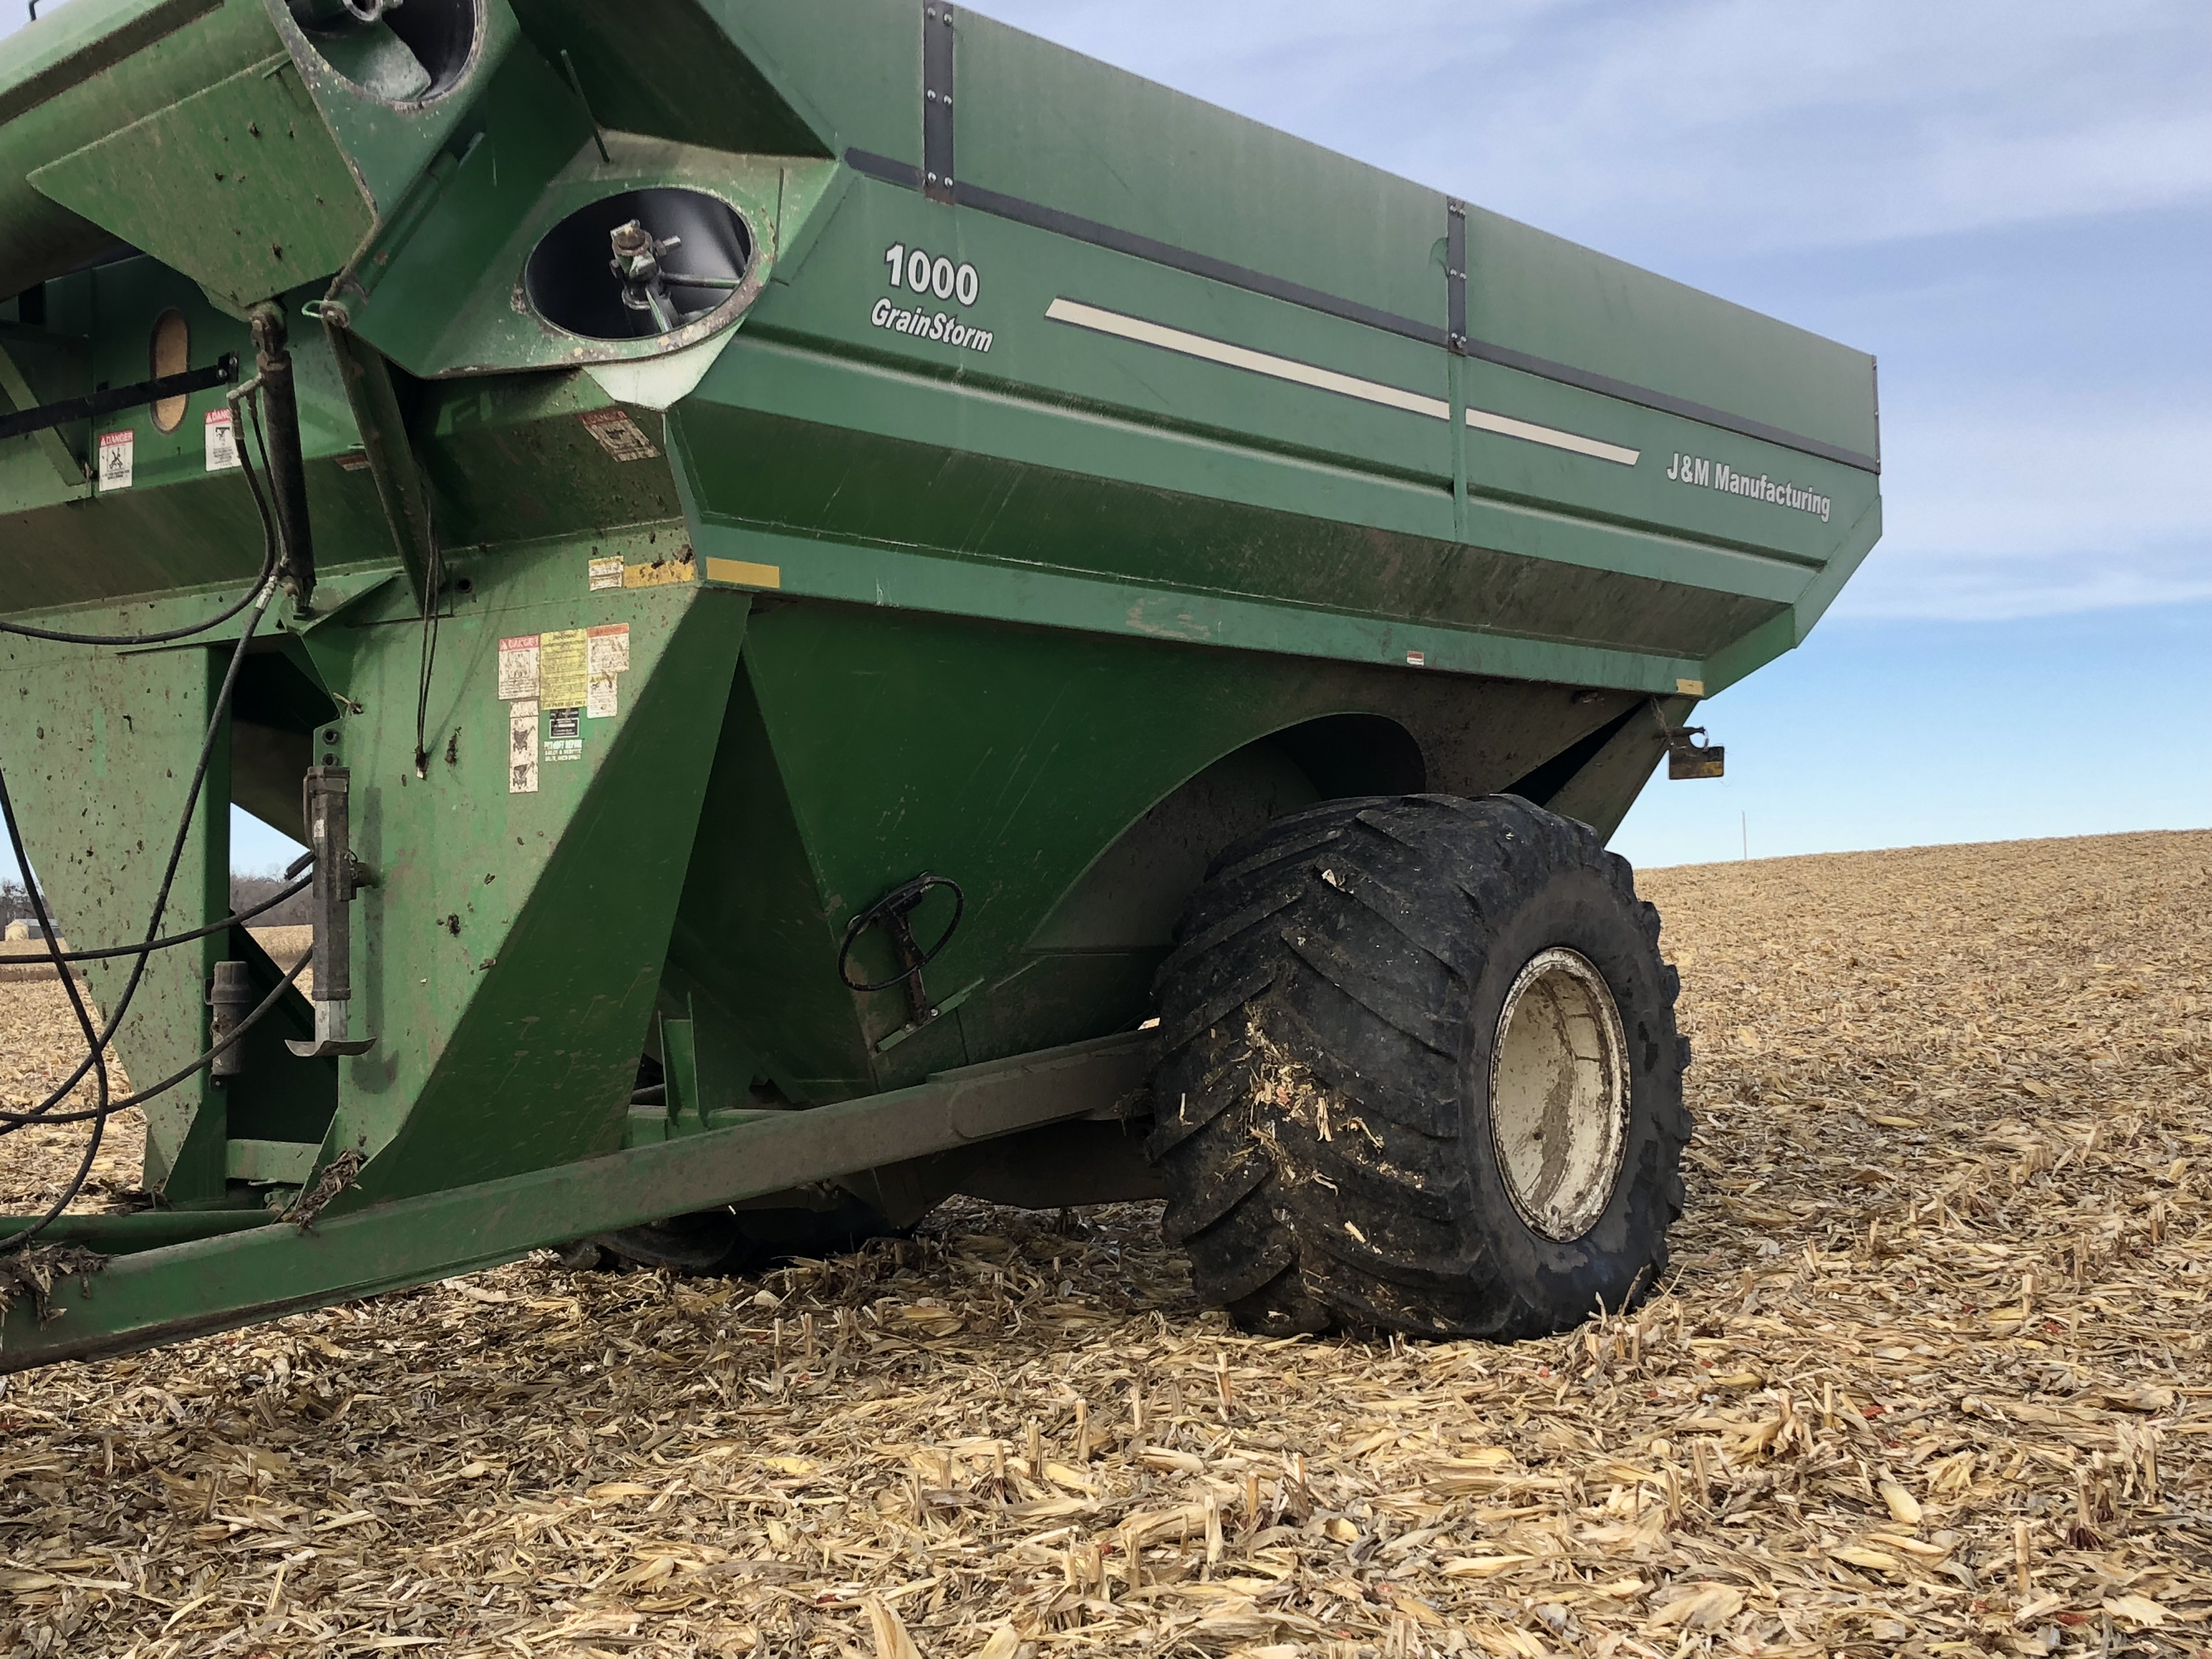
1, 831, 2208, 1658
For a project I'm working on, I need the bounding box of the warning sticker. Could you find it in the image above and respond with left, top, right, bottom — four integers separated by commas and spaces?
507, 699, 539, 794
588, 555, 624, 591
97, 430, 133, 492
204, 409, 240, 472
586, 623, 629, 719
587, 623, 630, 674
539, 629, 589, 708
497, 635, 540, 701
579, 408, 660, 462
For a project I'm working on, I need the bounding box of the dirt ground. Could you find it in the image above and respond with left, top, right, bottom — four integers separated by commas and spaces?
1, 830, 2208, 1658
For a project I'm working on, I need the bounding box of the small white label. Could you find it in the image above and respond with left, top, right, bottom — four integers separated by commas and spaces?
579, 408, 660, 462
586, 623, 630, 675
588, 555, 624, 591
496, 635, 540, 701
97, 430, 133, 491
1405, 649, 1426, 667
586, 623, 629, 719
507, 699, 539, 794
204, 409, 240, 472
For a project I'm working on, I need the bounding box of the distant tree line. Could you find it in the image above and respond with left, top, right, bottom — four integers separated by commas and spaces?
0, 876, 40, 930
232, 873, 313, 927
0, 873, 312, 935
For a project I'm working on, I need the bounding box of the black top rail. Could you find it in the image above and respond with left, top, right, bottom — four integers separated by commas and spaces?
0, 353, 239, 443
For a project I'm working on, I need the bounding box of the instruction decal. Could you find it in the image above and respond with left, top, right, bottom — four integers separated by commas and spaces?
497, 635, 540, 701
508, 698, 539, 794
588, 555, 624, 592
97, 430, 133, 492
204, 409, 240, 472
579, 408, 660, 462
538, 629, 589, 709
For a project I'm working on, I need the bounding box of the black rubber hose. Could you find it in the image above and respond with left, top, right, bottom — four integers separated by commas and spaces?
40, 868, 313, 964
0, 383, 280, 646
0, 391, 281, 1131
0, 949, 315, 1251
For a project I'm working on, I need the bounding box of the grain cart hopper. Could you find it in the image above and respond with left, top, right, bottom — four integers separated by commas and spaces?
0, 0, 1880, 1368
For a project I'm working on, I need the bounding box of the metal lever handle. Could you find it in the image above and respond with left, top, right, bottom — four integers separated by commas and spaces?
287, 766, 377, 1058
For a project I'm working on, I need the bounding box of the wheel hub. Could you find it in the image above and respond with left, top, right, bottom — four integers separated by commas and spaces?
1488, 947, 1631, 1242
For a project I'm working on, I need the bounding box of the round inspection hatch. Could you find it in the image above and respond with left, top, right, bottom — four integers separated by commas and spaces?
1488, 946, 1632, 1242
523, 189, 754, 343
149, 309, 189, 433
284, 0, 479, 104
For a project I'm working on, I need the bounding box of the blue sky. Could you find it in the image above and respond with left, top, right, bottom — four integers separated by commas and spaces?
5, 1, 2207, 873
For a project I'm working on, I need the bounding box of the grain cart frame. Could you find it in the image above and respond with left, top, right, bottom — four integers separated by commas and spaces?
0, 0, 1878, 1368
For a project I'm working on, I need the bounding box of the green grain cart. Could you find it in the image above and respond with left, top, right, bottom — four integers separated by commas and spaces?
0, 0, 1878, 1369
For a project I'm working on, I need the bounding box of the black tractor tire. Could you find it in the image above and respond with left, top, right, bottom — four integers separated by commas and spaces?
1149, 793, 1690, 1339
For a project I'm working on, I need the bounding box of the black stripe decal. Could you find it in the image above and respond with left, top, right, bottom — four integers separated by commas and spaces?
842, 146, 1879, 475
920, 2, 956, 204
1452, 338, 1878, 473
1445, 199, 1468, 352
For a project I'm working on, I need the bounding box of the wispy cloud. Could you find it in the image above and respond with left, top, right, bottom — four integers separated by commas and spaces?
1845, 403, 2212, 618
988, 0, 2212, 256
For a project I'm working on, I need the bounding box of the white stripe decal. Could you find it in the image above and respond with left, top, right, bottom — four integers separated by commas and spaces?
1045, 297, 1639, 467
1465, 407, 1639, 467
1046, 297, 1448, 420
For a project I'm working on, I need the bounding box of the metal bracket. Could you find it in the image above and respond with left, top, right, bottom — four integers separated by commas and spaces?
838, 872, 964, 1037
321, 319, 438, 614
286, 767, 377, 1058
1655, 705, 1725, 780
1445, 199, 1468, 354
922, 1, 956, 203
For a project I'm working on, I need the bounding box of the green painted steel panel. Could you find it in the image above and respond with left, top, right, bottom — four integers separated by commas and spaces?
30, 52, 371, 308
0, 637, 233, 1199
0, 0, 1887, 1361
0, 0, 279, 296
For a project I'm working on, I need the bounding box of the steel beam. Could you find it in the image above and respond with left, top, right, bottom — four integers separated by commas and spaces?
0, 1028, 1153, 1372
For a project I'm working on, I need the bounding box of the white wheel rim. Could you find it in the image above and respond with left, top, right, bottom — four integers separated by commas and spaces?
1488, 947, 1630, 1242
